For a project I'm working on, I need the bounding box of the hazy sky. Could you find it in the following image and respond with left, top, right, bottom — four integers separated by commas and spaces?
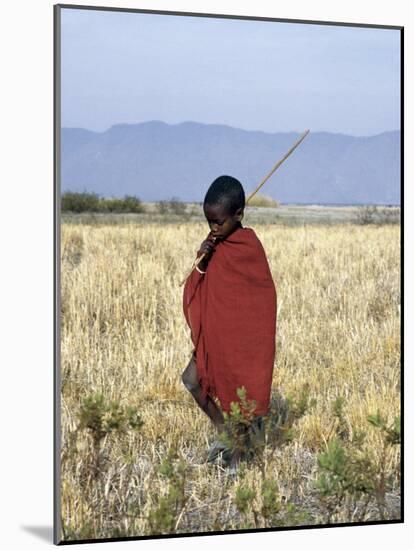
61, 7, 401, 136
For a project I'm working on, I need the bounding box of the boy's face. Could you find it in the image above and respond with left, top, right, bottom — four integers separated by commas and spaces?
203, 202, 244, 242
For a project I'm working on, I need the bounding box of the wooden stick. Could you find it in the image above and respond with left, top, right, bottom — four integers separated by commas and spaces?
179, 129, 310, 286
246, 129, 310, 203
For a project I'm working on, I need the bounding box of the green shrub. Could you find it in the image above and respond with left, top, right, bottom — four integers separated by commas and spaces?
77, 392, 143, 479
218, 386, 260, 459
61, 191, 145, 213
104, 195, 144, 213
234, 469, 311, 528
147, 452, 188, 534
62, 191, 101, 213
315, 410, 401, 522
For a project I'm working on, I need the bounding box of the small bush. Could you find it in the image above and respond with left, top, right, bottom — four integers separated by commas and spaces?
61, 191, 145, 213
77, 392, 143, 479
354, 206, 400, 225
156, 200, 169, 214
168, 197, 187, 215
354, 206, 378, 225
102, 195, 144, 213
156, 197, 187, 216
315, 410, 401, 523
62, 191, 101, 213
379, 207, 400, 225
248, 194, 279, 208
218, 386, 260, 460
147, 451, 188, 534
233, 465, 311, 528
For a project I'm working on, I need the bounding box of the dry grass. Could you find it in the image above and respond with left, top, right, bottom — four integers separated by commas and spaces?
60, 221, 401, 541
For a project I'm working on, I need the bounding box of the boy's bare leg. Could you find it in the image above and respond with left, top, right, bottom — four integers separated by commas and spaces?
181, 355, 225, 432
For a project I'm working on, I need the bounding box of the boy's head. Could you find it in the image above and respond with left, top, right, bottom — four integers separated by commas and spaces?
203, 175, 245, 241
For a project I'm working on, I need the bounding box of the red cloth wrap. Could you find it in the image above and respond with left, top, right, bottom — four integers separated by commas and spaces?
183, 226, 277, 416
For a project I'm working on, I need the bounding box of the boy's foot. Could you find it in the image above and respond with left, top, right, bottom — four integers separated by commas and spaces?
250, 416, 265, 449
227, 464, 238, 478
225, 448, 244, 478
206, 440, 231, 463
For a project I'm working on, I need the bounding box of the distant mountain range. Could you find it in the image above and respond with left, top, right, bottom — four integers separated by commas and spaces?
61, 121, 401, 205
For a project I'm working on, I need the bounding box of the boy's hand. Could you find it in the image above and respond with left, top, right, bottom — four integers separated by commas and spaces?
196, 234, 217, 271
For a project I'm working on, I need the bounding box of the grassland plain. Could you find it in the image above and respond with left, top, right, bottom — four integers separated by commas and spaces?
60, 218, 401, 541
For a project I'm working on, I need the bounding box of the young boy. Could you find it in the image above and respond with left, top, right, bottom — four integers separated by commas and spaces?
182, 175, 277, 473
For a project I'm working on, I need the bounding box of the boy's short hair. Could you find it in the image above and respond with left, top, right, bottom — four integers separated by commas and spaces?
204, 175, 245, 215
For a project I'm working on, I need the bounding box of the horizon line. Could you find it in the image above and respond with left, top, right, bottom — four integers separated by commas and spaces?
61, 119, 401, 139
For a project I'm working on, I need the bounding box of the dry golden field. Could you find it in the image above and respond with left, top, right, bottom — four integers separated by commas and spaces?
60, 220, 401, 541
